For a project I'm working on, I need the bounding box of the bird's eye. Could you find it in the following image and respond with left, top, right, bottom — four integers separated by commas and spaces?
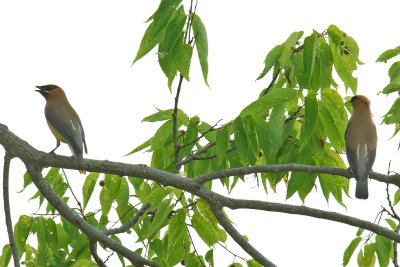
350, 96, 357, 103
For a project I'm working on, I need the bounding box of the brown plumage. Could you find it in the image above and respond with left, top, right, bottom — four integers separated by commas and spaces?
345, 95, 377, 199
36, 84, 87, 173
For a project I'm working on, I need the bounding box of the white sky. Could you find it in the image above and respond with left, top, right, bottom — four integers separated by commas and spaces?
1, 1, 400, 266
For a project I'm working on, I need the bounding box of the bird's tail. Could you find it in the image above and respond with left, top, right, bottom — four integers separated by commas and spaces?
355, 177, 368, 199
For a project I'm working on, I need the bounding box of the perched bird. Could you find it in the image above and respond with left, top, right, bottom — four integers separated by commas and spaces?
36, 84, 87, 173
345, 95, 377, 199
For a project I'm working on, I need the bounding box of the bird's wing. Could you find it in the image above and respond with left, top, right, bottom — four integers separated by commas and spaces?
46, 108, 84, 156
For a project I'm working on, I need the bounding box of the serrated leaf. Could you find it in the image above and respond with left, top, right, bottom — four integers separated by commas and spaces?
382, 77, 400, 94
197, 199, 218, 224
191, 211, 225, 247
333, 48, 357, 94
192, 14, 209, 87
240, 88, 298, 117
357, 243, 376, 267
343, 237, 361, 266
376, 46, 400, 62
82, 172, 99, 210
257, 44, 284, 80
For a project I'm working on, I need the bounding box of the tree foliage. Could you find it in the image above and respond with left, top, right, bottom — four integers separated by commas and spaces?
2, 1, 400, 267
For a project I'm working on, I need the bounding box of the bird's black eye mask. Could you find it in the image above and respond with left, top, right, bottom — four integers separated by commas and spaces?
35, 85, 58, 92
350, 96, 357, 103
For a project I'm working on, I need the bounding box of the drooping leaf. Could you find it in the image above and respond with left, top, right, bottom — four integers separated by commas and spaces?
279, 31, 304, 67
375, 235, 392, 267
82, 172, 99, 210
192, 14, 209, 86
303, 32, 318, 85
234, 116, 250, 165
299, 91, 318, 148
14, 215, 32, 257
357, 243, 376, 267
343, 237, 362, 266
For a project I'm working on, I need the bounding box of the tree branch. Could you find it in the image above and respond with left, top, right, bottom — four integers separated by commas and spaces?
210, 203, 277, 267
173, 74, 185, 174
89, 240, 107, 267
3, 123, 400, 266
3, 153, 20, 267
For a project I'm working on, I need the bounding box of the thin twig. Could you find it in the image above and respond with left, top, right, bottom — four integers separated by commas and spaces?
285, 105, 304, 123
187, 227, 206, 267
3, 153, 20, 267
103, 203, 150, 236
173, 74, 185, 174
262, 67, 281, 96
180, 119, 223, 151
218, 242, 247, 262
61, 168, 86, 219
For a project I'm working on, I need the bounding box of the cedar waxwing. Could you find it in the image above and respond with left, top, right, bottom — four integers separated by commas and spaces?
345, 95, 377, 199
36, 84, 87, 173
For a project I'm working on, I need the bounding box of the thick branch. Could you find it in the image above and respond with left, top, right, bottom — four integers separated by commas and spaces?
3, 153, 20, 267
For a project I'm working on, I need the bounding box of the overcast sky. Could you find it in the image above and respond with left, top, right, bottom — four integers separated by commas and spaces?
1, 1, 400, 266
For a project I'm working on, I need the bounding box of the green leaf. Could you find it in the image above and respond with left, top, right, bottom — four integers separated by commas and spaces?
268, 104, 285, 157
100, 175, 121, 216
205, 249, 214, 266
385, 218, 397, 231
247, 259, 262, 267
376, 46, 400, 62
159, 6, 186, 54
152, 0, 183, 40
257, 44, 284, 80
142, 187, 171, 207
142, 108, 189, 124
279, 31, 304, 67
234, 116, 249, 165
133, 21, 165, 64
198, 122, 217, 142
151, 120, 174, 150
343, 237, 361, 266
382, 97, 400, 126
319, 42, 334, 88
333, 49, 357, 93
116, 177, 129, 211
0, 245, 11, 267
375, 235, 392, 267
327, 24, 343, 45
303, 32, 318, 85
179, 118, 199, 159
197, 199, 218, 224
389, 61, 400, 81
167, 209, 187, 261
299, 91, 318, 148
240, 88, 298, 117
125, 136, 153, 156
357, 243, 376, 267
14, 215, 32, 257
394, 189, 400, 205
216, 126, 229, 164
191, 211, 226, 247
287, 171, 317, 201
192, 14, 209, 87
72, 259, 98, 267
82, 172, 99, 210
382, 77, 400, 94
20, 171, 32, 192
146, 201, 173, 239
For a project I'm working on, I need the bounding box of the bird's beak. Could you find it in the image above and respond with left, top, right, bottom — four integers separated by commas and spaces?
35, 86, 48, 99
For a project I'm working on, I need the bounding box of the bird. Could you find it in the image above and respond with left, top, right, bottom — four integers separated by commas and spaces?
36, 84, 87, 173
345, 95, 377, 199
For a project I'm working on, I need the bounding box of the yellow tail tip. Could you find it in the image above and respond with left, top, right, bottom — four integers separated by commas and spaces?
79, 170, 86, 174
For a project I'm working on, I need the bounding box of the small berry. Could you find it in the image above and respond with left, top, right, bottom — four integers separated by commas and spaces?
99, 180, 105, 187
181, 259, 185, 265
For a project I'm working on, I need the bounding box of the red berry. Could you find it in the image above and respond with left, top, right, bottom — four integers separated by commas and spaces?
99, 180, 105, 187
181, 259, 185, 265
